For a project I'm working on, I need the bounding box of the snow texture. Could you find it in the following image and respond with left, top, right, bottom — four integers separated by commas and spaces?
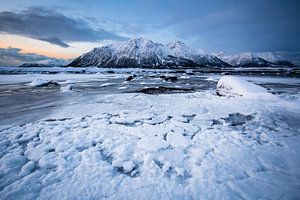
0, 74, 299, 199
217, 76, 276, 100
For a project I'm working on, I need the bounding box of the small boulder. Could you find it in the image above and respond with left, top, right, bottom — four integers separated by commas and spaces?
160, 75, 178, 82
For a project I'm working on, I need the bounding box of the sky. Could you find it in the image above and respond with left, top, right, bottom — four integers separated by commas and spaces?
0, 0, 299, 66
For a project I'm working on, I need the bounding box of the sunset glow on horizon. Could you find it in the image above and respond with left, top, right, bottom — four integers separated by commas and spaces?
0, 34, 104, 60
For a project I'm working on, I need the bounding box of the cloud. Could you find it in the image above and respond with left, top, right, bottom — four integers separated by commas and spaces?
39, 37, 70, 48
0, 47, 68, 66
160, 0, 300, 53
0, 7, 126, 48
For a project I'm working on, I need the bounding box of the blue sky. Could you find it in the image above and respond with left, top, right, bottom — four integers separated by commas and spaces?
0, 0, 299, 65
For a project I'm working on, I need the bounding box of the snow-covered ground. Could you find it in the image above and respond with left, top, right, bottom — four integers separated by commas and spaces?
0, 72, 299, 199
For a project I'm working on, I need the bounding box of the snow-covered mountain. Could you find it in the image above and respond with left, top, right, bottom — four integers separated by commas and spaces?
215, 51, 300, 67
254, 52, 299, 66
69, 38, 230, 68
69, 38, 299, 68
166, 41, 196, 58
216, 52, 273, 67
166, 41, 230, 67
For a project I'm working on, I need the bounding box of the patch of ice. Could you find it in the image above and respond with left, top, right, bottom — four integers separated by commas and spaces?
60, 85, 72, 92
100, 83, 114, 87
62, 80, 77, 84
205, 76, 218, 82
185, 69, 193, 74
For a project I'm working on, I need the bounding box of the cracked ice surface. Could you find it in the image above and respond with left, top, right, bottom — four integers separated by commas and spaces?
0, 76, 300, 199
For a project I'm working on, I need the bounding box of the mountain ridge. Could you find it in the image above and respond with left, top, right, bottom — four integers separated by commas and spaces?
69, 38, 230, 68
68, 38, 299, 68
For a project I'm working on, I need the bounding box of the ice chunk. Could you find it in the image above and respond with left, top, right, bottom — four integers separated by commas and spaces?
122, 161, 135, 172
63, 80, 77, 84
162, 161, 171, 172
205, 76, 219, 82
60, 85, 72, 92
118, 86, 127, 90
100, 83, 114, 87
20, 161, 35, 176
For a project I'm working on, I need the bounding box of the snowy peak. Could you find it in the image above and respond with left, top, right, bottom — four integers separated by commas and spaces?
68, 37, 298, 68
69, 38, 230, 68
166, 41, 195, 58
218, 52, 272, 67
111, 37, 159, 53
216, 51, 300, 67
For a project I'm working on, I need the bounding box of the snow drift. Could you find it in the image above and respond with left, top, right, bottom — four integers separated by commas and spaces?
217, 76, 275, 100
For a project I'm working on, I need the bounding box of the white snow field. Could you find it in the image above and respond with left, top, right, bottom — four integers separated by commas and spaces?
0, 74, 300, 199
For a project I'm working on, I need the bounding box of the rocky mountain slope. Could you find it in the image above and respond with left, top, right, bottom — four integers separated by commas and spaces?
69, 38, 230, 68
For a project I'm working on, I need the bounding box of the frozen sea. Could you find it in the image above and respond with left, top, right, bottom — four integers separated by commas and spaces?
0, 67, 299, 199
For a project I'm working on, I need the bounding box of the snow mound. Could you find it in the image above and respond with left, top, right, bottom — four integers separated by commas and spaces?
217, 76, 275, 100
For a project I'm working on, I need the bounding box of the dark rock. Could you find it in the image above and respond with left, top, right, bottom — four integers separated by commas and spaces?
163, 76, 178, 82
136, 86, 193, 94
37, 81, 59, 87
126, 75, 136, 81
